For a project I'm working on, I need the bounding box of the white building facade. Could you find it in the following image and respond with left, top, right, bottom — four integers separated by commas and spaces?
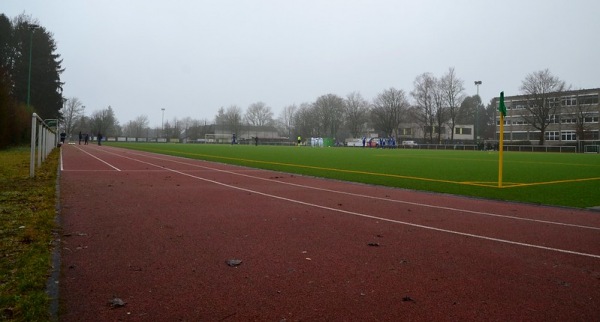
493, 88, 600, 145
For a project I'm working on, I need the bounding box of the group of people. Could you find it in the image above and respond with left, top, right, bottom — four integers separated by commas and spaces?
310, 137, 325, 147
230, 133, 260, 146
78, 132, 90, 145
78, 132, 102, 145
362, 137, 397, 148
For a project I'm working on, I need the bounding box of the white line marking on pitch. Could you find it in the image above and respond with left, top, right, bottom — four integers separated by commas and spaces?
94, 148, 600, 259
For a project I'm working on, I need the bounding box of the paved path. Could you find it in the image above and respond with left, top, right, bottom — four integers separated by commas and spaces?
58, 144, 600, 321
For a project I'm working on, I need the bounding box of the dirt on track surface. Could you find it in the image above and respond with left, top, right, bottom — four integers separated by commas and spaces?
58, 144, 600, 321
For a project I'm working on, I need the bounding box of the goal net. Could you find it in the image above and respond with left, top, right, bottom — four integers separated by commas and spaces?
204, 133, 232, 143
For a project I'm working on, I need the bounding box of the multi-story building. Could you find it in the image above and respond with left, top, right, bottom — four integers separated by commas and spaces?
494, 88, 600, 145
397, 123, 474, 144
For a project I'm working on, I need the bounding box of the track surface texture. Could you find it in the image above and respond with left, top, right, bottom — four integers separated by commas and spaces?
58, 144, 600, 321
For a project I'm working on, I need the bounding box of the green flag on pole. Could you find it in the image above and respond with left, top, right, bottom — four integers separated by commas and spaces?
499, 91, 507, 117
498, 91, 506, 187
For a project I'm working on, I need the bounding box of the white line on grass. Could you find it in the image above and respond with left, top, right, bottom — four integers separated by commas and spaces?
95, 147, 600, 259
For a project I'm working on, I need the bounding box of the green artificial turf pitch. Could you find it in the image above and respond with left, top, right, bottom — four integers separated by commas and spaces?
109, 143, 600, 209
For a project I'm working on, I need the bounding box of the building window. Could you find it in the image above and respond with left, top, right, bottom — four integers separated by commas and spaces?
424, 126, 444, 134
584, 114, 599, 123
562, 96, 577, 106
514, 119, 527, 125
561, 131, 576, 141
578, 95, 598, 105
512, 101, 526, 109
512, 132, 529, 140
545, 131, 560, 141
561, 115, 576, 124
455, 127, 472, 135
401, 128, 412, 135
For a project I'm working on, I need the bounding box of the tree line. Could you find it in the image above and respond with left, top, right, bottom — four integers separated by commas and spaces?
83, 67, 497, 144
0, 13, 64, 148
65, 67, 571, 146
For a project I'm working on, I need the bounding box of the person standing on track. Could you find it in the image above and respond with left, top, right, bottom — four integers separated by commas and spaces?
84, 134, 89, 145
97, 133, 102, 146
78, 131, 83, 145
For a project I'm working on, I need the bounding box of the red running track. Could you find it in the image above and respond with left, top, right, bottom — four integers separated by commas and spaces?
58, 144, 600, 321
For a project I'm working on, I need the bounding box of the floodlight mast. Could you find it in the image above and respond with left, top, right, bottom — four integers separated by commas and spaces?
474, 81, 482, 147
27, 24, 40, 109
161, 108, 166, 139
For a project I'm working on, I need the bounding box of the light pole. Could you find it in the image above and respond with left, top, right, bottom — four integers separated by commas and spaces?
81, 105, 86, 133
161, 108, 165, 140
27, 23, 40, 109
474, 81, 482, 148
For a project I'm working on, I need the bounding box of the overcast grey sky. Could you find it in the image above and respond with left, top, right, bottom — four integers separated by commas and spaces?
4, 0, 599, 128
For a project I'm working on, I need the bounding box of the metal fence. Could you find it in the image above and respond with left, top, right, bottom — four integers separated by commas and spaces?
30, 113, 57, 177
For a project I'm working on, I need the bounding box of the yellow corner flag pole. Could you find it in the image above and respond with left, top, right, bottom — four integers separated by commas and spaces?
498, 114, 504, 187
498, 91, 507, 188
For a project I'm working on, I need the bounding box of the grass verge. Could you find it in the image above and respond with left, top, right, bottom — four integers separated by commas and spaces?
0, 147, 59, 321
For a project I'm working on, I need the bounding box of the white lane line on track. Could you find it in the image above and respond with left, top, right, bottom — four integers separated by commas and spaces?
95, 147, 600, 259
72, 146, 121, 171
118, 149, 600, 232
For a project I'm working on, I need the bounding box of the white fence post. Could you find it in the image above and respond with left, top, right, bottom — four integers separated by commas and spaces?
30, 113, 57, 178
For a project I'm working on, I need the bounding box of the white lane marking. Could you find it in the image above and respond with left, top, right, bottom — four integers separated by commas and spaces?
96, 148, 600, 259
73, 146, 121, 171
119, 149, 600, 232
60, 147, 64, 171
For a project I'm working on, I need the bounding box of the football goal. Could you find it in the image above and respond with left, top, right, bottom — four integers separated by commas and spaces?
205, 133, 233, 143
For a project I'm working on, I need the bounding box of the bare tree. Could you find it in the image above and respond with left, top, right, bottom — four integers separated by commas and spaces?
121, 115, 149, 138
440, 67, 465, 141
313, 94, 345, 138
185, 118, 212, 141
163, 117, 183, 139
567, 92, 597, 142
224, 105, 243, 135
178, 116, 194, 140
482, 98, 499, 140
371, 88, 409, 137
411, 73, 437, 143
245, 102, 274, 127
457, 95, 484, 138
457, 95, 476, 124
344, 92, 370, 138
215, 107, 225, 125
60, 97, 84, 138
293, 103, 317, 140
276, 104, 297, 138
432, 79, 448, 143
89, 105, 119, 137
519, 69, 568, 145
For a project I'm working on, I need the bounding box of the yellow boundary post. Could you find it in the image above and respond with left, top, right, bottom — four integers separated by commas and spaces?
498, 114, 504, 188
